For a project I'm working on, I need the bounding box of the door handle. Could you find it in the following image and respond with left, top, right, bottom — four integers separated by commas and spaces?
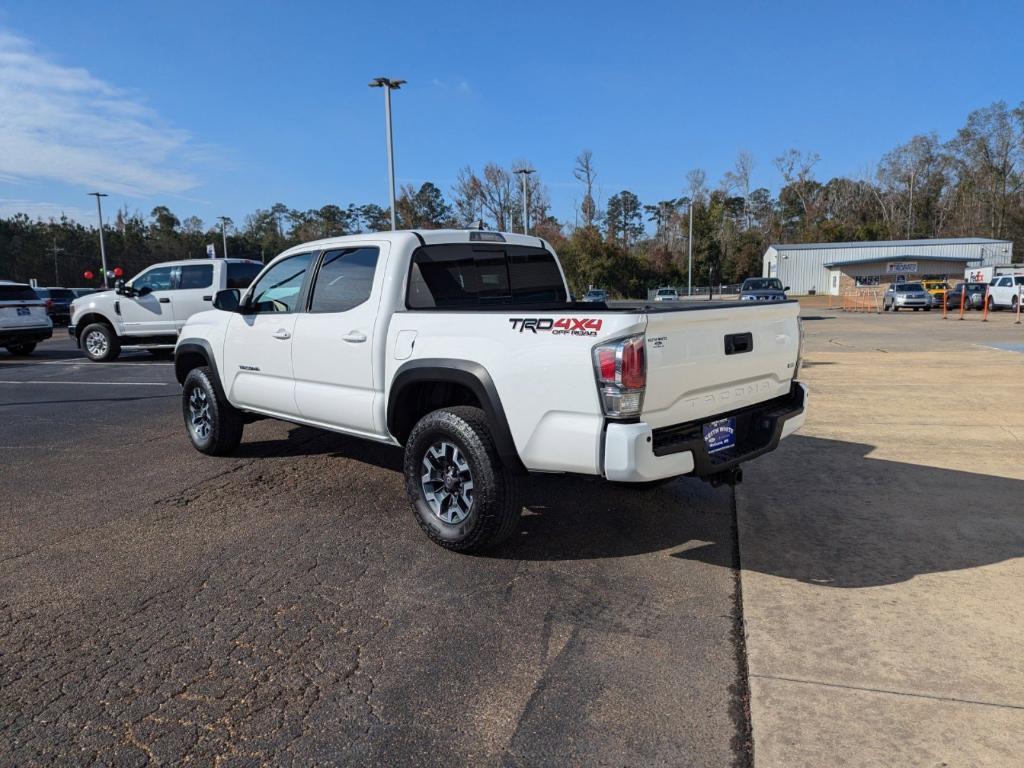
342, 331, 367, 343
272, 329, 291, 340
159, 297, 171, 304
202, 295, 212, 301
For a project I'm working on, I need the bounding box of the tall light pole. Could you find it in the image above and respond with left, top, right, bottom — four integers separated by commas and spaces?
686, 199, 694, 297
218, 216, 230, 257
369, 77, 405, 231
88, 192, 110, 288
514, 167, 535, 234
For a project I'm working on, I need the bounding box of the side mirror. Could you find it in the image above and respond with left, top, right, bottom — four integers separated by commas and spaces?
213, 288, 242, 312
114, 278, 127, 296
784, 286, 790, 292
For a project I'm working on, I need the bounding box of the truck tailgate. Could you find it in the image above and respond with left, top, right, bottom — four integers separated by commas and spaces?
642, 301, 800, 429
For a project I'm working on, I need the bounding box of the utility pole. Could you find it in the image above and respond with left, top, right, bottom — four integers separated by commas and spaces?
369, 77, 406, 231
48, 238, 64, 285
88, 192, 109, 288
218, 217, 229, 257
514, 167, 535, 235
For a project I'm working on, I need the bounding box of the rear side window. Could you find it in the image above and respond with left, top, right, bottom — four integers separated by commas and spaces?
178, 264, 214, 290
309, 247, 379, 313
0, 285, 39, 302
407, 244, 566, 308
226, 262, 263, 289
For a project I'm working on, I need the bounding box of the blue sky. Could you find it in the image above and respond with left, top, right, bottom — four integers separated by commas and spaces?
1, 0, 1020, 230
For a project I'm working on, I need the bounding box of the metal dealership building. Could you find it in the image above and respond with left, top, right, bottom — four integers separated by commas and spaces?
762, 238, 1014, 295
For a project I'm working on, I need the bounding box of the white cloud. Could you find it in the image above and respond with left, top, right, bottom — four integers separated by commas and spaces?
0, 197, 91, 221
0, 30, 200, 197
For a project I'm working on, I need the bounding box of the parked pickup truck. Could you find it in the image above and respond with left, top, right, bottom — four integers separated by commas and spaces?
69, 258, 263, 361
174, 230, 807, 552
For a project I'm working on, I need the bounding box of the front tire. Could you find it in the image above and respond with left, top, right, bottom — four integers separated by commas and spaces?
404, 406, 520, 552
182, 366, 244, 455
5, 342, 37, 356
81, 323, 120, 362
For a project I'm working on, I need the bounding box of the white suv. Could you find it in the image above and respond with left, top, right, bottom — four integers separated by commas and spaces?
0, 280, 53, 355
69, 259, 262, 361
987, 274, 1024, 311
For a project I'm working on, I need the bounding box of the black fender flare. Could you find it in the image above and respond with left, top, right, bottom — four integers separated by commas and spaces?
388, 359, 525, 473
174, 338, 227, 400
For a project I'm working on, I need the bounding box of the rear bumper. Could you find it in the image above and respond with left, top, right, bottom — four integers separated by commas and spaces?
0, 326, 53, 346
603, 382, 807, 482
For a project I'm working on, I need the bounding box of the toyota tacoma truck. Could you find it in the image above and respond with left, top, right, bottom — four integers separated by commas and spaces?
174, 230, 807, 552
69, 258, 263, 361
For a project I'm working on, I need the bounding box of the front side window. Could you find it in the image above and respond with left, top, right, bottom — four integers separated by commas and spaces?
309, 247, 379, 313
177, 264, 214, 290
248, 253, 313, 313
998, 277, 1012, 287
407, 244, 566, 309
132, 266, 174, 293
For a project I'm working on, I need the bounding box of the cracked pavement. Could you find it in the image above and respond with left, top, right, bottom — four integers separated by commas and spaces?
1, 339, 747, 767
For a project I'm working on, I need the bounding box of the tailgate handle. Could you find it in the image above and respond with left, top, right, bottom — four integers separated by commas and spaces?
724, 332, 753, 355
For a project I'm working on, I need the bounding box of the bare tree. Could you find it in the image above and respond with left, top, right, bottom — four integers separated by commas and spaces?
721, 151, 755, 227
574, 150, 598, 229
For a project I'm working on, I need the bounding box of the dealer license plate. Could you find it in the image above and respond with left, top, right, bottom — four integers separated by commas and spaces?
703, 417, 736, 454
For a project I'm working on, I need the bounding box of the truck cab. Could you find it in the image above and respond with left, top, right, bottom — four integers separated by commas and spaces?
69, 259, 262, 361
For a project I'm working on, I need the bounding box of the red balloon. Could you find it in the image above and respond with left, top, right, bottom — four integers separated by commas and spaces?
83, 271, 94, 280
113, 267, 124, 278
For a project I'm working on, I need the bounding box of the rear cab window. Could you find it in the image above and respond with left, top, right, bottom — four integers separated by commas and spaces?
407, 244, 566, 309
0, 285, 41, 302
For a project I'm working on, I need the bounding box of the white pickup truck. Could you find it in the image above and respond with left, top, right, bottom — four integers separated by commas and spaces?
69, 258, 263, 361
986, 272, 1024, 312
174, 230, 807, 551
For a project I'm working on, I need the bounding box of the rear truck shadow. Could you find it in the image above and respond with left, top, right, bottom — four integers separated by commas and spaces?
232, 428, 1024, 584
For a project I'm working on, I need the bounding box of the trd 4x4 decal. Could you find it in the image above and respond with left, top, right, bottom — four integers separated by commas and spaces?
509, 318, 603, 336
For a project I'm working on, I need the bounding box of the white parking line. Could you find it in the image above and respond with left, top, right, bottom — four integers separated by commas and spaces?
0, 380, 169, 386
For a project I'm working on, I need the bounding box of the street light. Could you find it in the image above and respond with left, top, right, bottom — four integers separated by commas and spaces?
513, 167, 535, 235
88, 192, 110, 288
684, 199, 694, 297
368, 76, 406, 231
218, 216, 230, 258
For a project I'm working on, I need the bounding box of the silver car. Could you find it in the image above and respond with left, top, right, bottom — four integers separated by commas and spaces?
883, 282, 932, 312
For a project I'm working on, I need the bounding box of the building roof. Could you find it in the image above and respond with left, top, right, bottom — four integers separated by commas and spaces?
770, 237, 1011, 252
823, 255, 982, 268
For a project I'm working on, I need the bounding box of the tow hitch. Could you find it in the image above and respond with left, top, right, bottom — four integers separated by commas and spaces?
707, 466, 743, 488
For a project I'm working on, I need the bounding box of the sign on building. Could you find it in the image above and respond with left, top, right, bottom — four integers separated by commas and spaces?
886, 261, 918, 274
206, 243, 216, 258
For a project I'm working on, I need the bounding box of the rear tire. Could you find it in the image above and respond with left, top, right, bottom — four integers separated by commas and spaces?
182, 366, 244, 456
5, 342, 37, 356
81, 323, 120, 362
404, 406, 521, 552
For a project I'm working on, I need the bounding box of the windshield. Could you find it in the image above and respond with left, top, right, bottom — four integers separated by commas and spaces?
656, 289, 676, 295
584, 290, 605, 298
897, 283, 924, 292
743, 278, 783, 291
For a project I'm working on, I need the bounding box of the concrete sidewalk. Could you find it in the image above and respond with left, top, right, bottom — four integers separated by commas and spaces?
737, 316, 1024, 766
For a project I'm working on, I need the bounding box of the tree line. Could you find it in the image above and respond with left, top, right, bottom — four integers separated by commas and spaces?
2, 100, 1021, 298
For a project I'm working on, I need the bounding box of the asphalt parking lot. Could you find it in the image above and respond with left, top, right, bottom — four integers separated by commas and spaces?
1, 337, 745, 766
3, 307, 1022, 767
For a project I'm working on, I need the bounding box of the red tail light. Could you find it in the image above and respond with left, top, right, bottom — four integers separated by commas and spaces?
592, 334, 646, 418
620, 337, 645, 390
